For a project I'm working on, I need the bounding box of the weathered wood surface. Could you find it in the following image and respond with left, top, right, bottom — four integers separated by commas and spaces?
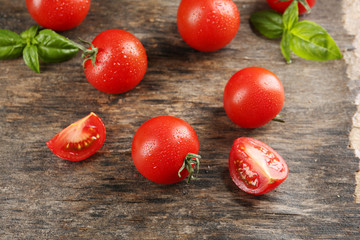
1, 0, 359, 239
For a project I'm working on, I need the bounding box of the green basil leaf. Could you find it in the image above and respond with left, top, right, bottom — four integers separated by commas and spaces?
281, 30, 292, 63
283, 0, 298, 30
20, 25, 39, 40
23, 45, 40, 73
35, 29, 79, 63
290, 21, 342, 61
250, 10, 283, 39
0, 29, 26, 59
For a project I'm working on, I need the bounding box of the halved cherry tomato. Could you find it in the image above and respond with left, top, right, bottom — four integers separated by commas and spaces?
46, 112, 106, 161
229, 137, 288, 195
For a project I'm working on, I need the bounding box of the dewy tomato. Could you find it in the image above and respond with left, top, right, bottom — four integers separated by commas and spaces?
266, 0, 316, 15
26, 0, 91, 31
132, 116, 201, 184
83, 29, 147, 94
223, 67, 285, 129
46, 112, 106, 161
177, 0, 240, 52
229, 137, 288, 195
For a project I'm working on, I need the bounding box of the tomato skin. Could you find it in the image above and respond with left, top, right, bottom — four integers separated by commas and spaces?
84, 29, 147, 94
177, 0, 240, 52
223, 67, 285, 129
132, 116, 199, 184
229, 137, 288, 195
266, 0, 316, 15
26, 0, 91, 31
46, 112, 106, 161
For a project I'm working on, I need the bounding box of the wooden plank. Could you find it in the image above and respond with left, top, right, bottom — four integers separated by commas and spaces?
0, 0, 359, 239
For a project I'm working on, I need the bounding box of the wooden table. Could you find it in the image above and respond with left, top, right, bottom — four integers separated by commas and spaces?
1, 0, 359, 239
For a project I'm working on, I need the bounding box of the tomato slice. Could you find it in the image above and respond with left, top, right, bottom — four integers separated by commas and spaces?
229, 137, 288, 195
46, 112, 106, 161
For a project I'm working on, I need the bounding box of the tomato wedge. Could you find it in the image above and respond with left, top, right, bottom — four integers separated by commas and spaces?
229, 137, 288, 195
46, 112, 106, 161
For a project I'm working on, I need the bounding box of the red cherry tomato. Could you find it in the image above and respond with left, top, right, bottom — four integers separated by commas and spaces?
132, 116, 200, 184
266, 0, 316, 15
26, 0, 91, 31
84, 29, 147, 94
177, 0, 240, 52
223, 67, 285, 129
229, 137, 288, 195
46, 112, 106, 161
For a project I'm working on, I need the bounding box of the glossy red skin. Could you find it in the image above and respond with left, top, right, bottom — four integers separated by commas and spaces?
177, 0, 240, 52
84, 29, 147, 94
266, 0, 316, 15
132, 116, 199, 184
46, 113, 106, 161
229, 137, 288, 195
223, 67, 285, 129
26, 0, 91, 31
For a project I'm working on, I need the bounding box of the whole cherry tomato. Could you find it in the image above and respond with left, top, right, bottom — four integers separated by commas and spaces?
223, 67, 285, 129
46, 112, 106, 161
26, 0, 91, 31
83, 29, 147, 94
177, 0, 240, 52
229, 137, 288, 195
132, 116, 200, 184
266, 0, 316, 15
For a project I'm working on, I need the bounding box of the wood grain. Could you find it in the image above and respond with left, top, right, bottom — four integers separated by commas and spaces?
0, 0, 359, 239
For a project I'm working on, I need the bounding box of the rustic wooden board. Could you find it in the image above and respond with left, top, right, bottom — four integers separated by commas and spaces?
1, 0, 359, 239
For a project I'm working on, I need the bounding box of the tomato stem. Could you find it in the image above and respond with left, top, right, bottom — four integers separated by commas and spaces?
71, 38, 98, 68
178, 153, 201, 183
272, 114, 285, 123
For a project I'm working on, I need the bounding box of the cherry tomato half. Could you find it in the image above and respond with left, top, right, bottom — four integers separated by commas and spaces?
223, 67, 285, 129
46, 112, 106, 161
26, 0, 91, 31
84, 29, 148, 94
177, 0, 240, 52
266, 0, 316, 15
229, 137, 288, 195
132, 116, 200, 184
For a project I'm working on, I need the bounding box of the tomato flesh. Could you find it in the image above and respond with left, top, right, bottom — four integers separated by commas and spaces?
46, 112, 106, 161
229, 137, 288, 195
266, 0, 316, 15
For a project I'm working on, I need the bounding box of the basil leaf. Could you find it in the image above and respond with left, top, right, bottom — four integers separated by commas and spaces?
283, 0, 298, 30
250, 10, 283, 39
23, 45, 40, 73
0, 29, 26, 59
35, 29, 79, 63
281, 30, 292, 63
290, 21, 342, 61
20, 25, 39, 40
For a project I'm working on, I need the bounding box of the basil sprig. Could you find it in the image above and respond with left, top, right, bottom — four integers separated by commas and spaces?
0, 25, 79, 73
250, 0, 342, 63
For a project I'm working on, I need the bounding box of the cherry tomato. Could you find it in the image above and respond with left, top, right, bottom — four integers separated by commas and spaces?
132, 116, 200, 184
84, 29, 147, 94
229, 137, 288, 195
266, 0, 316, 15
177, 0, 240, 52
46, 112, 106, 161
26, 0, 91, 31
223, 67, 285, 129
